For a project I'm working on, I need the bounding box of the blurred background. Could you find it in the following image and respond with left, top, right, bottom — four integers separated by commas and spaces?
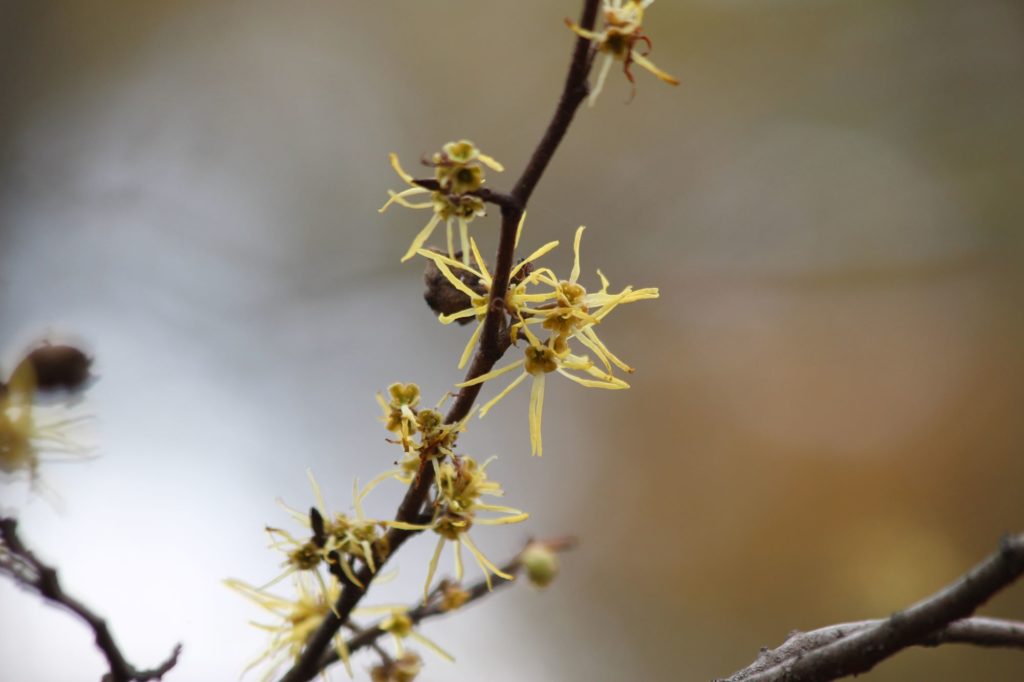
2, 0, 1023, 680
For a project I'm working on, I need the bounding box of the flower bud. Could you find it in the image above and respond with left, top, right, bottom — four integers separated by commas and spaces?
520, 541, 560, 588
423, 252, 486, 323
20, 344, 93, 393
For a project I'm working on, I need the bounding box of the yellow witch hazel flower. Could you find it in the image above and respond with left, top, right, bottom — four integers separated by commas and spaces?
456, 226, 659, 456
380, 140, 503, 263
416, 215, 561, 370
371, 382, 470, 487
566, 0, 679, 106
388, 455, 528, 600
356, 605, 453, 663
226, 574, 355, 680
266, 470, 387, 590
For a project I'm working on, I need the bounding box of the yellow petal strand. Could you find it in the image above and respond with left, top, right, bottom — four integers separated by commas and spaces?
580, 326, 634, 373
565, 20, 602, 42
529, 373, 546, 456
510, 240, 560, 280
379, 186, 431, 213
333, 635, 354, 678
439, 307, 480, 326
596, 268, 611, 293
469, 236, 491, 282
453, 539, 464, 581
459, 219, 470, 266
462, 533, 514, 581
427, 255, 481, 298
514, 210, 527, 249
570, 225, 585, 284
387, 520, 433, 531
410, 631, 456, 663
360, 468, 398, 502
478, 371, 528, 417
477, 152, 505, 173
388, 152, 416, 184
423, 536, 446, 604
446, 218, 455, 260
588, 55, 615, 107
458, 320, 485, 370
362, 539, 377, 573
630, 50, 680, 85
416, 248, 485, 280
340, 557, 365, 589
352, 477, 365, 521
557, 369, 628, 390
456, 358, 525, 388
306, 468, 329, 517
401, 214, 443, 262
475, 512, 531, 525
574, 329, 613, 373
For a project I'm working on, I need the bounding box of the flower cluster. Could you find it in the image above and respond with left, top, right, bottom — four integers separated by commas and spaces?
226, 575, 355, 680
389, 454, 528, 599
264, 471, 388, 590
566, 0, 678, 106
380, 140, 503, 263
421, 224, 659, 455
230, 5, 673, 676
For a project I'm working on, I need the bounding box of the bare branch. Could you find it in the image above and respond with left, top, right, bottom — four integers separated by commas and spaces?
0, 517, 182, 682
719, 533, 1024, 682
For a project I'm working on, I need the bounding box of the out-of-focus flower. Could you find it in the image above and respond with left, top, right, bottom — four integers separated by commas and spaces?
389, 455, 527, 599
438, 581, 471, 612
356, 606, 453, 663
267, 470, 386, 590
380, 141, 502, 263
520, 541, 561, 588
0, 360, 90, 483
371, 653, 423, 682
225, 575, 353, 680
566, 0, 679, 106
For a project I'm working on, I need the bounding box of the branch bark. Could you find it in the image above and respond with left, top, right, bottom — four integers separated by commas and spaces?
719, 533, 1024, 682
0, 517, 182, 682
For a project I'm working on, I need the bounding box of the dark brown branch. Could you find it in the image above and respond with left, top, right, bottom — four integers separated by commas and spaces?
0, 517, 182, 682
317, 537, 578, 671
719, 533, 1024, 682
277, 3, 600, 679
722, 617, 1024, 682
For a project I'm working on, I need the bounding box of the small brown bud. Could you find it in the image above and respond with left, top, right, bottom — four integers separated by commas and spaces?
20, 343, 93, 393
423, 251, 485, 323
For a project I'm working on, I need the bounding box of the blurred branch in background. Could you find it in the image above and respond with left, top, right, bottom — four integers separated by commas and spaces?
720, 532, 1024, 681
0, 517, 182, 682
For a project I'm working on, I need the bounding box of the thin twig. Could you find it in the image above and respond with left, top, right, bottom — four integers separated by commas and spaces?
407, 179, 519, 212
276, 3, 600, 680
0, 517, 182, 682
316, 537, 578, 671
719, 533, 1024, 682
